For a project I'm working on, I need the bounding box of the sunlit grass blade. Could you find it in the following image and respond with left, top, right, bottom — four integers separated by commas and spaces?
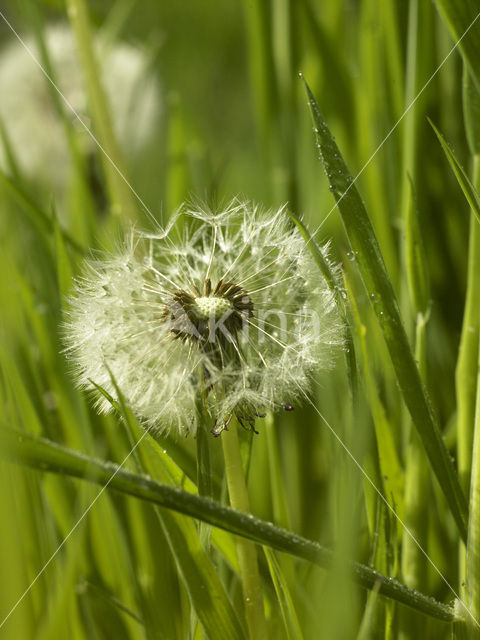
0, 426, 457, 623
302, 77, 468, 540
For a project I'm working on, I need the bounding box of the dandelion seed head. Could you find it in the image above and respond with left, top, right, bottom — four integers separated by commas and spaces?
63, 201, 344, 435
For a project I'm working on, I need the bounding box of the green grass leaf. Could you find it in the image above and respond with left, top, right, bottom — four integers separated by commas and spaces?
302, 76, 468, 541
0, 426, 457, 623
429, 117, 480, 224
263, 547, 304, 640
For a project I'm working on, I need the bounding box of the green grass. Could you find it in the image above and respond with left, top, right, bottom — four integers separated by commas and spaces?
1, 0, 480, 638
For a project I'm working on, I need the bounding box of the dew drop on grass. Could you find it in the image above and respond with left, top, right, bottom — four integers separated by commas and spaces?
346, 251, 357, 262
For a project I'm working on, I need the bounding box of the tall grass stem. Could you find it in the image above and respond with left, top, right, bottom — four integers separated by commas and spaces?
221, 421, 267, 639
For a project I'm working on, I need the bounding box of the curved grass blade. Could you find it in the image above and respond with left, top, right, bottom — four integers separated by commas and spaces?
0, 426, 456, 623
302, 76, 468, 541
263, 547, 304, 640
429, 118, 480, 223
79, 579, 144, 626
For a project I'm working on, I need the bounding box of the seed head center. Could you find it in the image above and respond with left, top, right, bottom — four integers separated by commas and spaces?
193, 295, 233, 320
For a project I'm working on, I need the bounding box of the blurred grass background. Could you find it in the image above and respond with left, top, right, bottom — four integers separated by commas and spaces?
0, 0, 479, 638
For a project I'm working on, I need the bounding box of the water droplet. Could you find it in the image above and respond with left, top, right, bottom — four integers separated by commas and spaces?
346, 251, 356, 262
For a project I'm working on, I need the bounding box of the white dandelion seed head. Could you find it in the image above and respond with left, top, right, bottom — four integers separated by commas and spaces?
63, 201, 345, 436
0, 22, 160, 191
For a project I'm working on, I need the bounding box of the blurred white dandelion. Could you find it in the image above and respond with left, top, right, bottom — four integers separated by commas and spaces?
63, 201, 344, 435
0, 22, 160, 195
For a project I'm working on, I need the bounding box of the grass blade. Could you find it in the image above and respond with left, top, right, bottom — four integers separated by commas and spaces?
429, 118, 480, 223
0, 426, 457, 623
302, 77, 468, 540
263, 547, 304, 640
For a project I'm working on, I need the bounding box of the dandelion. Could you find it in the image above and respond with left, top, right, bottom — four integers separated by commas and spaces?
63, 201, 344, 435
0, 23, 160, 194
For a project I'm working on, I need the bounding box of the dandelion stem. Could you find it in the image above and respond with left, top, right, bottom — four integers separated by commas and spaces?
221, 421, 267, 639
196, 387, 213, 550
197, 416, 213, 499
